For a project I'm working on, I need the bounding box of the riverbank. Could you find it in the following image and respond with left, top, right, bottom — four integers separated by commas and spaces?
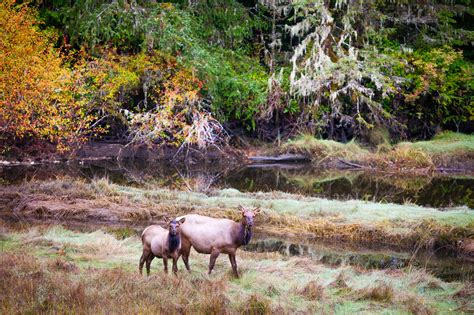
1, 177, 472, 254
1, 223, 472, 314
2, 132, 473, 174
257, 132, 474, 173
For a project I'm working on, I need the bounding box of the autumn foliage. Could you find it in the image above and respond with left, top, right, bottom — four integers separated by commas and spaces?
0, 1, 97, 152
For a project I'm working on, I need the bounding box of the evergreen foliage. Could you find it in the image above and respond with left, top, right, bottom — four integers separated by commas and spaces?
1, 0, 473, 152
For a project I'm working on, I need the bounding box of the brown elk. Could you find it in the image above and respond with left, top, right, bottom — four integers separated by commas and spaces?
139, 218, 185, 275
177, 205, 261, 277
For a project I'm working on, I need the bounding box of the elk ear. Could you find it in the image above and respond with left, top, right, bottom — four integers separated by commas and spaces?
238, 204, 245, 214
178, 217, 186, 224
253, 207, 262, 215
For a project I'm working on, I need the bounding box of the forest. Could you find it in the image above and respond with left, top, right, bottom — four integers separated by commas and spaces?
1, 0, 472, 157
1, 2, 474, 313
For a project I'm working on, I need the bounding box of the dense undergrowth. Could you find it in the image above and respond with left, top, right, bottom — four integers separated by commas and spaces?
1, 224, 472, 313
1, 0, 472, 155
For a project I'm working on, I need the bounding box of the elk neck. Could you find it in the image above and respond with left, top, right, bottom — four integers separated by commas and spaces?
237, 221, 253, 246
168, 232, 180, 252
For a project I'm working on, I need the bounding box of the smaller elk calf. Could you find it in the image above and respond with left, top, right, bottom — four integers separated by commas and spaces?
139, 218, 186, 275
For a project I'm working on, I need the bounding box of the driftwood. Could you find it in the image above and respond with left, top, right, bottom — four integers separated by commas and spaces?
337, 158, 367, 169
247, 163, 307, 170
436, 167, 466, 173
249, 154, 309, 163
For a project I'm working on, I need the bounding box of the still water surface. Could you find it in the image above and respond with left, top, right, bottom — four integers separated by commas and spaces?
2, 159, 473, 208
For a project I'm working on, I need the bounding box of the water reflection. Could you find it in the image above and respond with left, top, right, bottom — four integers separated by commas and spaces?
1, 159, 473, 208
245, 233, 473, 282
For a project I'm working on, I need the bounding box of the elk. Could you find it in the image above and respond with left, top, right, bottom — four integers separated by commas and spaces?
139, 218, 185, 275
177, 205, 261, 277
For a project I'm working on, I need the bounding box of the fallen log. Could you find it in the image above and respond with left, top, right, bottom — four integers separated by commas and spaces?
337, 158, 367, 169
249, 154, 309, 163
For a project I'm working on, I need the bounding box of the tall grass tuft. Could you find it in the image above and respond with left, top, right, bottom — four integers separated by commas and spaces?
355, 281, 394, 302
241, 294, 271, 315
280, 135, 369, 161
298, 281, 325, 300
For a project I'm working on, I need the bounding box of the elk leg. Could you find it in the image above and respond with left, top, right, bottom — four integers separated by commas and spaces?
181, 239, 192, 271
208, 249, 220, 275
182, 253, 190, 271
163, 257, 169, 274
145, 254, 154, 276
228, 254, 239, 278
172, 256, 178, 274
139, 251, 147, 275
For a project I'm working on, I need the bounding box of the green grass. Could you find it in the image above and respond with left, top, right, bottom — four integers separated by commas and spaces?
108, 184, 474, 228
275, 132, 474, 171
280, 134, 369, 161
5, 177, 473, 250
402, 131, 474, 154
1, 224, 471, 314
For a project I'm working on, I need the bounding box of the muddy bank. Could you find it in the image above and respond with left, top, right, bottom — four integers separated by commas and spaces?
3, 132, 474, 176
1, 178, 472, 256
1, 141, 244, 165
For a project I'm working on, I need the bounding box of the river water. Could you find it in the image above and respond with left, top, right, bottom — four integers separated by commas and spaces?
2, 159, 473, 208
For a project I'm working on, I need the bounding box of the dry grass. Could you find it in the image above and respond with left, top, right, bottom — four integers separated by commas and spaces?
298, 281, 325, 300
279, 135, 369, 162
240, 294, 271, 315
2, 177, 472, 252
354, 281, 394, 302
328, 271, 350, 289
275, 132, 474, 172
0, 224, 471, 314
453, 282, 474, 312
0, 253, 231, 314
366, 145, 435, 172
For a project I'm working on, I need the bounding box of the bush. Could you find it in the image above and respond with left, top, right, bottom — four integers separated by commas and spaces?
0, 1, 99, 152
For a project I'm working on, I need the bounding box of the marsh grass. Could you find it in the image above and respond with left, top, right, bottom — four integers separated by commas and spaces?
354, 281, 394, 302
276, 132, 474, 172
0, 225, 470, 314
3, 177, 473, 251
298, 281, 325, 300
279, 135, 369, 162
408, 132, 474, 154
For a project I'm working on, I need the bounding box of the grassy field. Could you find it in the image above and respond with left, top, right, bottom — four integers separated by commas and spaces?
273, 132, 474, 172
1, 177, 472, 254
1, 223, 472, 314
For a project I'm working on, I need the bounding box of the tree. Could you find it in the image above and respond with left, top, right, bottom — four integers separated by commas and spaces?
0, 0, 98, 152
260, 0, 473, 140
